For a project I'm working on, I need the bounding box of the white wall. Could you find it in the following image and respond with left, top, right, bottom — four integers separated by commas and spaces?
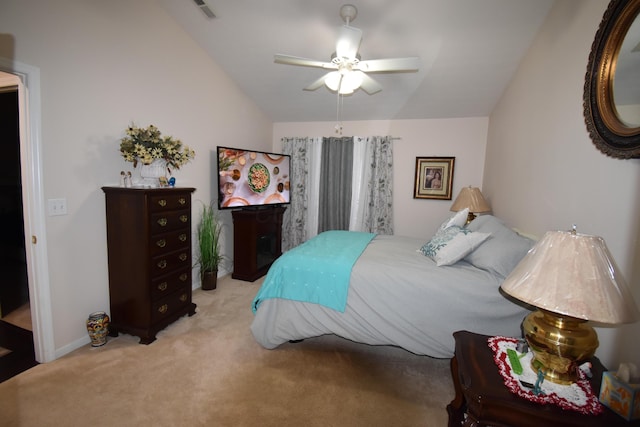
273, 117, 489, 239
484, 0, 640, 367
0, 0, 272, 357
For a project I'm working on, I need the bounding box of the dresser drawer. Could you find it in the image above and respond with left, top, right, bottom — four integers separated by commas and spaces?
149, 229, 190, 257
150, 209, 190, 234
151, 286, 191, 323
150, 248, 190, 277
148, 193, 191, 212
150, 268, 191, 300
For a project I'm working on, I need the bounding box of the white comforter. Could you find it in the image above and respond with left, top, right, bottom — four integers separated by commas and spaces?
250, 234, 530, 358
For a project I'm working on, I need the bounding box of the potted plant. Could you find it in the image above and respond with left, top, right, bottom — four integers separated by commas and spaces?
195, 202, 224, 290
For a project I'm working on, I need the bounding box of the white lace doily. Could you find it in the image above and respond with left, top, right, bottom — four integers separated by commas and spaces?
488, 336, 603, 415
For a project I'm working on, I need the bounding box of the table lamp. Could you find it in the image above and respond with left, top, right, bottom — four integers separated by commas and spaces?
500, 227, 640, 384
450, 186, 491, 223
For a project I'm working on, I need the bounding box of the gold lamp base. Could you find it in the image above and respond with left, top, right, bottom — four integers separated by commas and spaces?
522, 309, 599, 385
466, 212, 477, 224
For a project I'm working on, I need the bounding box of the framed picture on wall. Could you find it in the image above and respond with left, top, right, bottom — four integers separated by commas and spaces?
413, 157, 455, 200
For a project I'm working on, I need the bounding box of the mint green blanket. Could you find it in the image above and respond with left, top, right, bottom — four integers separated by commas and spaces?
252, 230, 376, 313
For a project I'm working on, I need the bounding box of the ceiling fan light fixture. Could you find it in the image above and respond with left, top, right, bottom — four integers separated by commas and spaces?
324, 70, 362, 94
324, 71, 343, 92
342, 70, 363, 93
339, 86, 355, 95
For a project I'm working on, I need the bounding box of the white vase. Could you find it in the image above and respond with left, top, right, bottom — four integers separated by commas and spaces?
139, 158, 167, 187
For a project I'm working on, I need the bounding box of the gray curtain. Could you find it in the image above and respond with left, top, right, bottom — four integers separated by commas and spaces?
318, 137, 353, 233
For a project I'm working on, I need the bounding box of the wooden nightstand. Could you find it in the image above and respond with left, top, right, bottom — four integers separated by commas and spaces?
447, 330, 639, 427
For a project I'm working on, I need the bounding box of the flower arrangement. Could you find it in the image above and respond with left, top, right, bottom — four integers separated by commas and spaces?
119, 124, 195, 172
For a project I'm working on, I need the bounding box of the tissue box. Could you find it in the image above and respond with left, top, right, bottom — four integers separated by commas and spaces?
599, 371, 640, 420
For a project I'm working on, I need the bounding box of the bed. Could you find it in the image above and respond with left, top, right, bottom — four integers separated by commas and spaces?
250, 213, 536, 358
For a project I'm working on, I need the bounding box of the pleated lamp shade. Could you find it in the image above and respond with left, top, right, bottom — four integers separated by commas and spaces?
450, 186, 491, 214
501, 230, 639, 324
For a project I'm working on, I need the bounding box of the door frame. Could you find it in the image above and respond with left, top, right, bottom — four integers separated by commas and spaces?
0, 58, 55, 363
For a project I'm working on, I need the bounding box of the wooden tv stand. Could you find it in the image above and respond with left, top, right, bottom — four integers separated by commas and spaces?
231, 206, 285, 281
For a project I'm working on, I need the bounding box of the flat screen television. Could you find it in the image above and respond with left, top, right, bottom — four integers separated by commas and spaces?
216, 146, 291, 210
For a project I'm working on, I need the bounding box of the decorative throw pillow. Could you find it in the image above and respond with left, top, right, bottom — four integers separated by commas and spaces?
438, 208, 469, 231
464, 215, 535, 278
420, 225, 491, 266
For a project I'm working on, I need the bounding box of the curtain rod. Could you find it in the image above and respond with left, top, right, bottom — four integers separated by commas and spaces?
282, 136, 402, 140
353, 136, 402, 140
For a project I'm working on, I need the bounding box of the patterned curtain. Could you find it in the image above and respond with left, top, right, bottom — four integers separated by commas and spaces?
281, 137, 322, 251
350, 136, 393, 234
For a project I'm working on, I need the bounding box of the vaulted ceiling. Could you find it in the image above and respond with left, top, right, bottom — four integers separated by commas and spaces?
159, 0, 556, 122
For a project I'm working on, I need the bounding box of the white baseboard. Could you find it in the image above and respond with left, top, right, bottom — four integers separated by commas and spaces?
54, 334, 91, 360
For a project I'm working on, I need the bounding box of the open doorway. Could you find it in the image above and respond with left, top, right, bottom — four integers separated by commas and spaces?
0, 85, 37, 381
0, 62, 55, 371
0, 88, 30, 321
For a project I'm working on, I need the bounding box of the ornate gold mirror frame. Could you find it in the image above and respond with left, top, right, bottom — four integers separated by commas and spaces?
584, 0, 640, 159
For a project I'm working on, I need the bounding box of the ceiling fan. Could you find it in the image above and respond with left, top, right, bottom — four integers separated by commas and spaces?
274, 4, 420, 95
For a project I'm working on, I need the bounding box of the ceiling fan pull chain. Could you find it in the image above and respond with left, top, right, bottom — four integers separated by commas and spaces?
335, 91, 343, 135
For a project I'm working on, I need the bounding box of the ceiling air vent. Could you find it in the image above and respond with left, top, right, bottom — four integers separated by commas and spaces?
192, 0, 216, 19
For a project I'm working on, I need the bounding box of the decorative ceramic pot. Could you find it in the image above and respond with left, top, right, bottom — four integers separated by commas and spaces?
139, 158, 167, 187
86, 311, 110, 347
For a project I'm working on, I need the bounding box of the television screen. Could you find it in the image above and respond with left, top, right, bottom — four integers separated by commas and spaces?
217, 146, 291, 210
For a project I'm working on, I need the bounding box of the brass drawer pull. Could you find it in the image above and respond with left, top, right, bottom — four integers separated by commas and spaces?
179, 294, 188, 302
179, 234, 187, 242
157, 260, 167, 269
179, 253, 187, 261
158, 199, 167, 207
157, 218, 168, 227
158, 282, 168, 291
178, 198, 186, 205
156, 239, 166, 248
179, 273, 188, 281
158, 304, 168, 314
179, 215, 188, 223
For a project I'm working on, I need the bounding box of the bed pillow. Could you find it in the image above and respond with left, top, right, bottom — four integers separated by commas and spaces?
464, 215, 535, 279
420, 225, 491, 266
438, 208, 469, 231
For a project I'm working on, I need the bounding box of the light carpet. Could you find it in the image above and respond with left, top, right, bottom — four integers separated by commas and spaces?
0, 275, 454, 426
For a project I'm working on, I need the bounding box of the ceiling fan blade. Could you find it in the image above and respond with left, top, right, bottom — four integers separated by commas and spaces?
357, 57, 420, 73
359, 73, 382, 95
274, 54, 337, 69
335, 25, 362, 59
304, 74, 331, 91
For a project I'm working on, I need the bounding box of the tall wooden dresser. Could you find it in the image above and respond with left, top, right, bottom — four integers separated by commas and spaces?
102, 187, 196, 344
